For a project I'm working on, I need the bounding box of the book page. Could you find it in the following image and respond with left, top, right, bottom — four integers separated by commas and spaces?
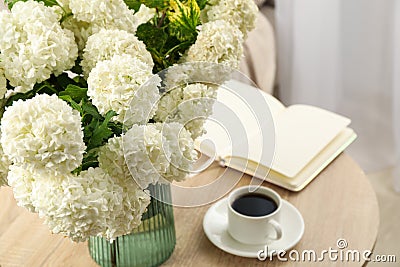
197, 80, 351, 180
224, 80, 286, 118
271, 105, 350, 177
227, 128, 356, 191
195, 80, 280, 167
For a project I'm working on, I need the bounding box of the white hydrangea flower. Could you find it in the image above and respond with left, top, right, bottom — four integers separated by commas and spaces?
0, 142, 11, 187
31, 167, 125, 242
88, 54, 159, 125
184, 20, 243, 70
105, 180, 150, 240
98, 136, 133, 184
1, 94, 86, 174
61, 16, 94, 52
50, 5, 66, 20
7, 164, 36, 211
60, 1, 154, 53
81, 29, 153, 77
123, 124, 170, 189
69, 0, 138, 33
201, 0, 258, 37
153, 86, 184, 122
164, 62, 232, 90
98, 137, 159, 239
156, 123, 197, 182
179, 83, 218, 138
133, 4, 156, 26
154, 83, 218, 139
8, 163, 151, 242
56, 0, 72, 13
124, 74, 161, 127
98, 138, 152, 239
0, 68, 7, 100
120, 123, 196, 184
0, 0, 78, 92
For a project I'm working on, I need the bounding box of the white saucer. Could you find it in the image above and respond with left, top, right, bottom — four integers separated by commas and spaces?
203, 197, 304, 258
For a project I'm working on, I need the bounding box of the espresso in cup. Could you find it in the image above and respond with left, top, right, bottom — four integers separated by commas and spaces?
227, 186, 283, 245
231, 193, 278, 217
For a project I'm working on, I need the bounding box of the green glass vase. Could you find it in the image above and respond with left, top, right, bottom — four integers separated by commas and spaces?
88, 183, 176, 267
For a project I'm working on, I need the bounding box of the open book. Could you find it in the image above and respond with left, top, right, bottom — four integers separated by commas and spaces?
195, 80, 357, 191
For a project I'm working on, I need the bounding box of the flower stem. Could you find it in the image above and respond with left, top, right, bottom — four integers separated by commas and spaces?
111, 241, 117, 267
157, 11, 167, 28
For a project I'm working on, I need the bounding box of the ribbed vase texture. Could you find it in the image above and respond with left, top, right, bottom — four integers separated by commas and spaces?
88, 183, 176, 267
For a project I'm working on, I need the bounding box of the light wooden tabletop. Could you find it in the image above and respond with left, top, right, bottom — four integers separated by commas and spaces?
0, 153, 379, 267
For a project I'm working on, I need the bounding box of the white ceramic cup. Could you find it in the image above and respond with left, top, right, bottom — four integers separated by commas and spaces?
227, 185, 283, 245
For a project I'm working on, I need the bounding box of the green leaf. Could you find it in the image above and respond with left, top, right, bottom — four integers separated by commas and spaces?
140, 0, 169, 10
195, 0, 207, 10
136, 23, 171, 71
45, 75, 68, 93
70, 59, 83, 75
73, 76, 88, 88
147, 47, 169, 71
81, 149, 100, 171
40, 0, 58, 6
37, 82, 57, 94
81, 101, 103, 120
164, 39, 192, 58
87, 110, 118, 150
58, 95, 83, 113
83, 118, 98, 143
72, 148, 100, 174
80, 159, 99, 171
59, 84, 88, 103
136, 24, 173, 71
5, 91, 36, 107
124, 0, 141, 11
5, 82, 57, 107
108, 121, 124, 136
136, 23, 168, 52
55, 73, 75, 89
136, 20, 196, 72
167, 0, 200, 42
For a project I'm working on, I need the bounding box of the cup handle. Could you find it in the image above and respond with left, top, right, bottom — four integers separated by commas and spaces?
267, 219, 283, 243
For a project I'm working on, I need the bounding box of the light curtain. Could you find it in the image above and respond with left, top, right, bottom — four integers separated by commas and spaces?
276, 0, 400, 191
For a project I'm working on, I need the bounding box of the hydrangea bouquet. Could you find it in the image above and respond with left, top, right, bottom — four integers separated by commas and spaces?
0, 0, 257, 242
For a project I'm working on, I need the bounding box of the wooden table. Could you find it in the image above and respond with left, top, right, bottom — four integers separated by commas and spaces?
0, 153, 379, 266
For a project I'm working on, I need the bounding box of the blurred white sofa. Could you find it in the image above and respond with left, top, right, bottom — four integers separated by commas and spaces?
237, 1, 276, 94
